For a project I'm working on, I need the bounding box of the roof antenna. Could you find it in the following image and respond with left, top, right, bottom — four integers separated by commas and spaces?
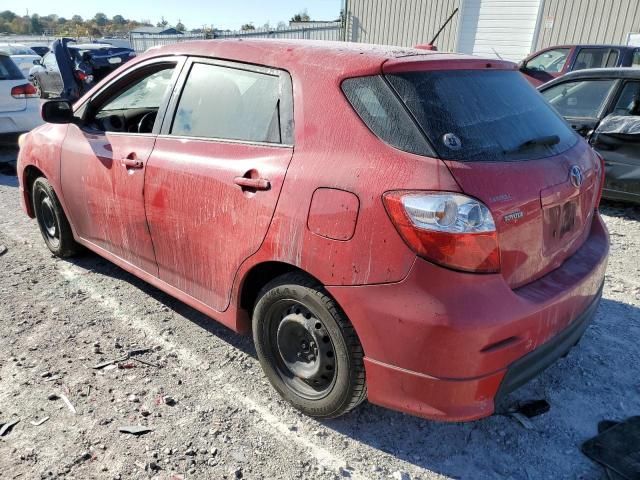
428, 7, 459, 47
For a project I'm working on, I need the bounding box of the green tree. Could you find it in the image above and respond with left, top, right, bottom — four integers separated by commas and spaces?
0, 10, 16, 22
176, 19, 185, 31
240, 23, 255, 31
290, 9, 310, 22
30, 14, 43, 34
71, 15, 83, 23
94, 12, 108, 26
112, 14, 126, 25
157, 16, 168, 27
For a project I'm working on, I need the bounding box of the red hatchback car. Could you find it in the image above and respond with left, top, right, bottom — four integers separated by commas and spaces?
17, 40, 609, 422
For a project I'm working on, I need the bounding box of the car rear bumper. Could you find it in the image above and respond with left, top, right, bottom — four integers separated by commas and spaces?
327, 213, 609, 421
0, 101, 42, 136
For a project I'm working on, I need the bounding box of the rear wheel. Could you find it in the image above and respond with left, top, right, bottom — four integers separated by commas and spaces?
32, 177, 79, 257
252, 273, 366, 418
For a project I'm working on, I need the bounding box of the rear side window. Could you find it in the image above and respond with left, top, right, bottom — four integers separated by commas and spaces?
612, 81, 640, 116
541, 79, 617, 118
0, 55, 23, 80
342, 76, 435, 156
632, 50, 640, 68
386, 70, 577, 162
171, 63, 287, 144
574, 48, 619, 70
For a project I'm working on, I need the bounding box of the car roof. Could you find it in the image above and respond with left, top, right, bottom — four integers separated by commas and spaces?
140, 38, 515, 78
543, 44, 636, 50
540, 67, 640, 89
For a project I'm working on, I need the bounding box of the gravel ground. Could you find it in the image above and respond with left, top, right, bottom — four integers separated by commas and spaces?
0, 148, 639, 480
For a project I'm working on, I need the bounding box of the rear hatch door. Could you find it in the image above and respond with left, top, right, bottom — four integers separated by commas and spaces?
384, 62, 600, 287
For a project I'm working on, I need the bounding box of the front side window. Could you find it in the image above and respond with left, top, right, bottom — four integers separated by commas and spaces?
574, 48, 619, 70
88, 65, 175, 133
632, 50, 640, 68
526, 48, 570, 73
612, 81, 640, 116
386, 70, 577, 162
170, 63, 285, 143
542, 79, 617, 118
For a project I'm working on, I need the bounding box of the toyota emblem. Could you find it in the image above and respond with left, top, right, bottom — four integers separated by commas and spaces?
569, 165, 583, 188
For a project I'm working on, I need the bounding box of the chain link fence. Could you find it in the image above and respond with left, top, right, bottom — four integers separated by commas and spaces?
130, 23, 344, 53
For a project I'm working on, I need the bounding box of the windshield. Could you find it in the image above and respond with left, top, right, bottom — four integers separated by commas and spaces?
386, 70, 578, 162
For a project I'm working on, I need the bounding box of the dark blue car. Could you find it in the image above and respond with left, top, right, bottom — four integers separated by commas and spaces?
30, 38, 136, 101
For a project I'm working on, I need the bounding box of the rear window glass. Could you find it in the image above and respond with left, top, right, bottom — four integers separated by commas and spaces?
0, 55, 23, 80
386, 70, 578, 162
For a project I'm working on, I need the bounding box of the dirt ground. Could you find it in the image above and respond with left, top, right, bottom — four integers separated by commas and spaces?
1, 147, 639, 480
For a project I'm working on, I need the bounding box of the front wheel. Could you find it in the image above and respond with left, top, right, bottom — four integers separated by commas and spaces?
252, 273, 366, 418
32, 177, 79, 257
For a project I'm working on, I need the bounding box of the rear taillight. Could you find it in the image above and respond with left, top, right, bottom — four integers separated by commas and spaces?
11, 83, 38, 99
594, 151, 605, 208
383, 191, 501, 273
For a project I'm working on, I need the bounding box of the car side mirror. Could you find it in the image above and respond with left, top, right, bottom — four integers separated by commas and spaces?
41, 100, 76, 124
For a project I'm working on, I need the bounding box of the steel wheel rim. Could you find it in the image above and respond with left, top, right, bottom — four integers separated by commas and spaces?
36, 190, 60, 248
266, 300, 337, 400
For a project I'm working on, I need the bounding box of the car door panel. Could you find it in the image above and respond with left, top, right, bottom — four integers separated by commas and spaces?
598, 135, 640, 199
144, 58, 295, 312
61, 129, 158, 273
145, 139, 292, 310
591, 81, 640, 201
60, 58, 184, 274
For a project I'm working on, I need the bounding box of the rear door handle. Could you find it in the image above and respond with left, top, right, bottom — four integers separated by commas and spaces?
233, 176, 271, 191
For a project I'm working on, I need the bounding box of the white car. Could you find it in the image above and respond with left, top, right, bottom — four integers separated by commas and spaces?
0, 53, 42, 142
0, 44, 41, 78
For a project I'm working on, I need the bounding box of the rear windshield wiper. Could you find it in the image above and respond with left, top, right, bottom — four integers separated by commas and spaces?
504, 135, 560, 154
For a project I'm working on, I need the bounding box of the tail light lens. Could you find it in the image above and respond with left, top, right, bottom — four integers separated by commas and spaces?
383, 191, 501, 273
11, 83, 38, 99
74, 70, 93, 83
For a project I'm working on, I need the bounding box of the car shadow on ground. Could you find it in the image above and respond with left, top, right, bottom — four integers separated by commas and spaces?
63, 248, 639, 479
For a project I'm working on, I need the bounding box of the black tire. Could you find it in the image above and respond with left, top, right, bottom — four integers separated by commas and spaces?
32, 177, 79, 258
252, 272, 367, 418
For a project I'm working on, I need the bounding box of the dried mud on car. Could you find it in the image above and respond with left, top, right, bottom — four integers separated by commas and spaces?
0, 152, 639, 479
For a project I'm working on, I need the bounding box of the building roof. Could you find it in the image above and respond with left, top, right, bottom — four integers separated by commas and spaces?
130, 26, 182, 35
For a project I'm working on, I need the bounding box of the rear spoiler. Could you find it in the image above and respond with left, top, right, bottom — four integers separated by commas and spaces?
383, 56, 518, 74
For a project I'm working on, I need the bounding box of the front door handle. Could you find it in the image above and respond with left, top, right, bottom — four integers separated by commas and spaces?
233, 176, 271, 191
122, 152, 143, 169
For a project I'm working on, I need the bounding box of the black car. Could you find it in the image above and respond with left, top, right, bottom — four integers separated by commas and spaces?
540, 68, 640, 205
30, 38, 135, 101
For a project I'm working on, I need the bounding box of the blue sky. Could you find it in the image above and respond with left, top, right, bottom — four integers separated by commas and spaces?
19, 0, 343, 30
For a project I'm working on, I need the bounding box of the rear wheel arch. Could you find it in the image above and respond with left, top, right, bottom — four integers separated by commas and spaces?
238, 261, 313, 319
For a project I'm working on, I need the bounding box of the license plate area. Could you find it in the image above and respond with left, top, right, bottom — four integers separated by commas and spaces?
542, 197, 584, 255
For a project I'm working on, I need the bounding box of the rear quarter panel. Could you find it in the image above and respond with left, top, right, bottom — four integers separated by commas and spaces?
237, 62, 460, 288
